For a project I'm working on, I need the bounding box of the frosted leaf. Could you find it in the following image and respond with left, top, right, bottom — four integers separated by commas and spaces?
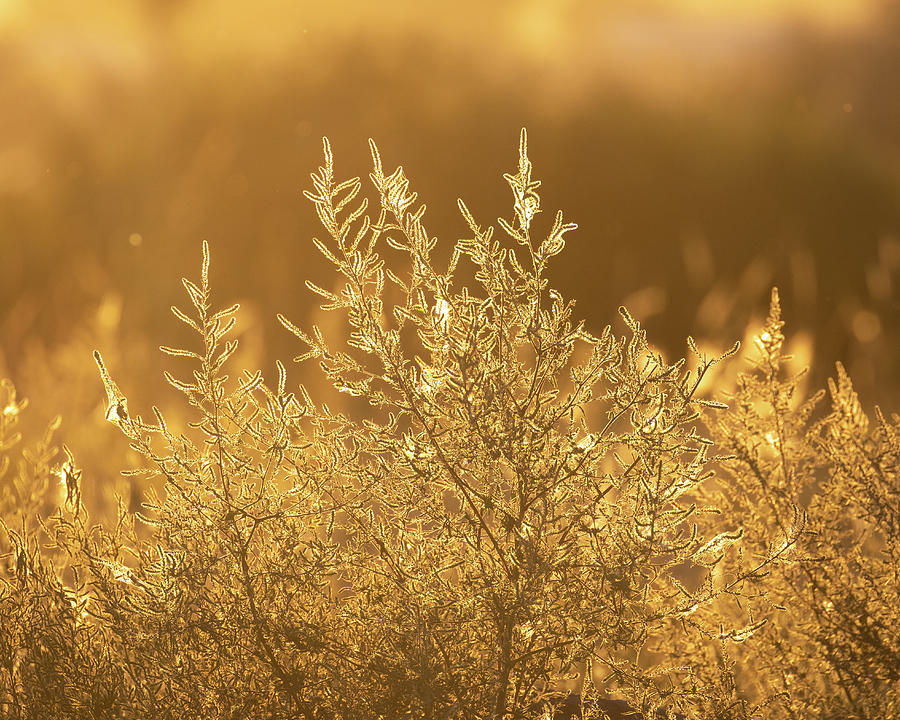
105, 398, 129, 426
522, 196, 538, 223
754, 287, 785, 358
65, 589, 91, 623
678, 603, 701, 618
827, 361, 868, 433
574, 433, 596, 453
419, 365, 445, 397
100, 559, 135, 585
433, 297, 451, 333
694, 528, 743, 565
402, 431, 435, 461
1, 379, 27, 418
662, 473, 699, 503
728, 619, 767, 643
57, 445, 82, 513
94, 351, 131, 429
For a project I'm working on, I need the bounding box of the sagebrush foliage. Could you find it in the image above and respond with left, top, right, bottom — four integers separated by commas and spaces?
0, 132, 897, 720
710, 290, 900, 719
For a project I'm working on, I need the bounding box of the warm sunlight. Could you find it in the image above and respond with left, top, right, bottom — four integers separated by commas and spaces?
1, 2, 897, 718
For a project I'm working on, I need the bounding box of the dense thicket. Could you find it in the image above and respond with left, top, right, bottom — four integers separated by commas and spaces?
1, 134, 896, 719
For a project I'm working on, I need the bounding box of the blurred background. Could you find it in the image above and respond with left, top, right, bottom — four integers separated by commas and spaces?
1, 0, 898, 509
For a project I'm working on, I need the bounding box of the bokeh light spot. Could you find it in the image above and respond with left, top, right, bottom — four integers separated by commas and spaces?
852, 309, 881, 343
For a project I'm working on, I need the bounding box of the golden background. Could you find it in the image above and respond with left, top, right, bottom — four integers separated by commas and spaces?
1, 0, 898, 507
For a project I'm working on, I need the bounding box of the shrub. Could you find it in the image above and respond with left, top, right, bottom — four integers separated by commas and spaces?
0, 131, 896, 719
711, 290, 900, 719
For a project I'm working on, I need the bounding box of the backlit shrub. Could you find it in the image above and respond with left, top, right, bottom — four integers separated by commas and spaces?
1, 132, 896, 719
